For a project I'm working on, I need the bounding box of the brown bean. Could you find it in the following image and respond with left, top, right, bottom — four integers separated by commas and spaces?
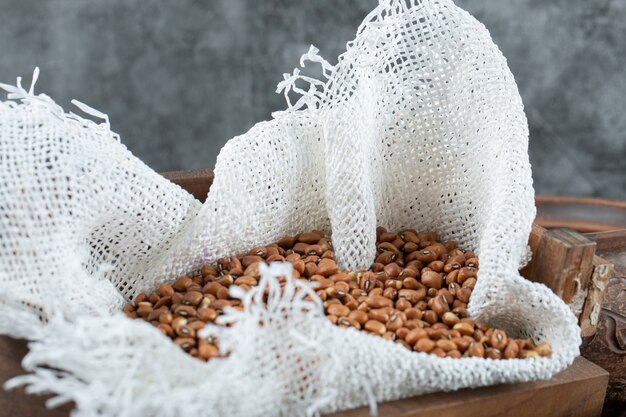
293, 242, 308, 254
297, 231, 323, 244
375, 251, 397, 265
447, 350, 462, 359
366, 295, 393, 309
452, 336, 470, 352
216, 286, 230, 300
157, 323, 174, 337
379, 232, 397, 243
436, 339, 457, 352
385, 280, 402, 290
183, 291, 203, 306
382, 331, 396, 341
159, 312, 173, 324
157, 283, 174, 297
422, 310, 438, 325
457, 267, 477, 283
176, 324, 196, 338
330, 272, 350, 283
402, 277, 420, 290
415, 249, 438, 263
147, 307, 167, 321
364, 320, 387, 335
395, 298, 412, 311
535, 342, 552, 356
396, 327, 410, 340
430, 347, 448, 358
486, 348, 502, 359
383, 263, 402, 278
327, 303, 350, 317
442, 312, 460, 327
174, 337, 196, 351
428, 260, 444, 273
359, 271, 377, 292
300, 262, 315, 278
451, 306, 468, 318
172, 276, 192, 292
198, 307, 217, 322
421, 270, 442, 289
350, 288, 366, 298
462, 277, 477, 290
415, 338, 436, 353
211, 299, 231, 313
234, 276, 258, 286
382, 287, 397, 301
399, 230, 420, 243
136, 302, 153, 318
200, 265, 219, 278
305, 244, 322, 256
154, 296, 172, 309
173, 305, 196, 318
438, 288, 454, 304
490, 329, 508, 350
456, 287, 472, 303
198, 344, 220, 360
405, 308, 423, 320
203, 282, 222, 296
368, 308, 390, 323
445, 269, 459, 285
241, 255, 263, 268
465, 257, 479, 268
171, 317, 187, 331
398, 289, 424, 304
522, 350, 539, 358
277, 235, 296, 249
369, 287, 383, 296
386, 313, 405, 331
468, 342, 485, 358
448, 281, 460, 297
348, 310, 369, 325
316, 258, 338, 277
405, 328, 427, 345
188, 320, 206, 332
452, 321, 474, 336
398, 267, 419, 280
503, 340, 520, 359
432, 295, 450, 317
405, 319, 426, 330
338, 317, 361, 329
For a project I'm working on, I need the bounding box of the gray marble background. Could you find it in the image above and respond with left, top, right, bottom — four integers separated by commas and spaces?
1, 0, 624, 199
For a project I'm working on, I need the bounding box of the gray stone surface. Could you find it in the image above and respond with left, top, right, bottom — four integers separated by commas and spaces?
1, 0, 624, 199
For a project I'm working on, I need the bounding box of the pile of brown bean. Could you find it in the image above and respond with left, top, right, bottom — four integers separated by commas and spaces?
123, 228, 552, 361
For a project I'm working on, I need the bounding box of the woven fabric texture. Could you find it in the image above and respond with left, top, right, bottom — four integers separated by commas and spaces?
0, 1, 580, 416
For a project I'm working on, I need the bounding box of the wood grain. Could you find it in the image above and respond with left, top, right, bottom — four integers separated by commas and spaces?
162, 167, 214, 202
536, 195, 626, 233
325, 357, 608, 417
581, 230, 626, 417
0, 337, 73, 417
522, 227, 596, 314
580, 256, 614, 339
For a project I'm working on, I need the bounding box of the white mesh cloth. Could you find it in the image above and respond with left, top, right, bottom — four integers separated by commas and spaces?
0, 1, 580, 416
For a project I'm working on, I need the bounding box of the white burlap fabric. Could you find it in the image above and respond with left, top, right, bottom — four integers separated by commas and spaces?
0, 1, 580, 416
